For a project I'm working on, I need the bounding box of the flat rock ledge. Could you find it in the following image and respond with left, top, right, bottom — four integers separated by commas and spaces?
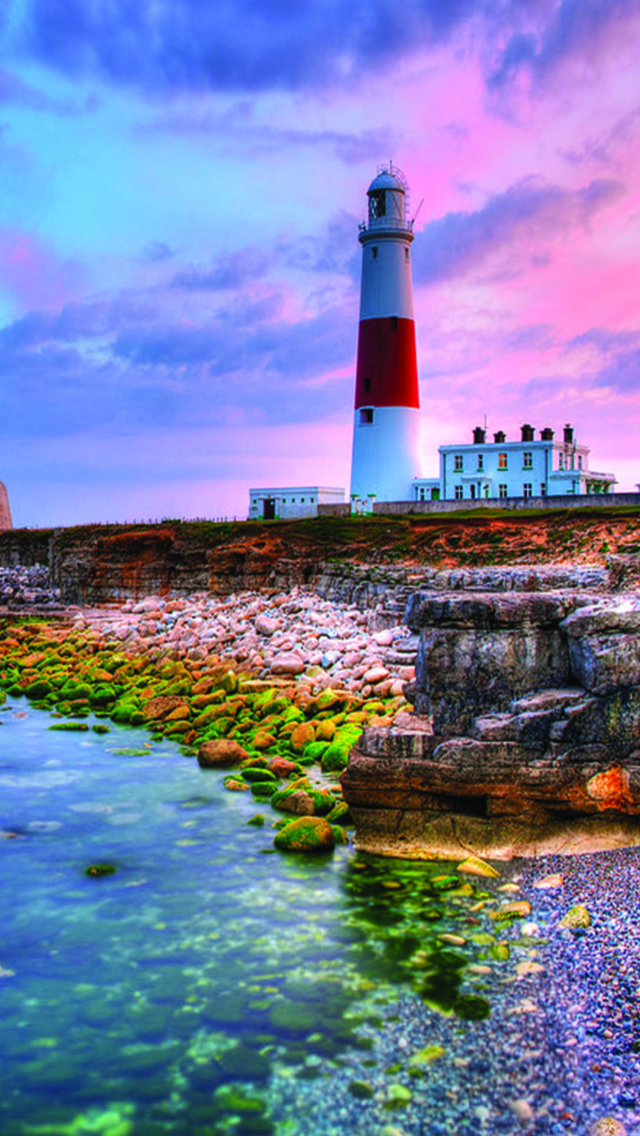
342, 584, 640, 861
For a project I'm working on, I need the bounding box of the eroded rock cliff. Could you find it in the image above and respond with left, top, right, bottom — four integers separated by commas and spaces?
342, 568, 640, 860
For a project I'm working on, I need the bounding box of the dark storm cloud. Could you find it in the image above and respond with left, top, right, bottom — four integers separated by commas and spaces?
412, 176, 624, 285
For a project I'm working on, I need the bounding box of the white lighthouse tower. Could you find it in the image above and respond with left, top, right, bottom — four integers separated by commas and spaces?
350, 164, 423, 507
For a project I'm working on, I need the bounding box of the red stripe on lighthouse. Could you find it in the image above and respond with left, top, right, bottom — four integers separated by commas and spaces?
355, 317, 419, 409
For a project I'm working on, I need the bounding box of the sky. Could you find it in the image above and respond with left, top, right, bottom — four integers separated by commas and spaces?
0, 0, 639, 526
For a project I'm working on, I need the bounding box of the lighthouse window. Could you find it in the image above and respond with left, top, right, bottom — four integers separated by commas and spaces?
371, 247, 378, 259
359, 408, 374, 425
390, 316, 398, 331
405, 248, 410, 261
369, 189, 386, 218
364, 378, 371, 392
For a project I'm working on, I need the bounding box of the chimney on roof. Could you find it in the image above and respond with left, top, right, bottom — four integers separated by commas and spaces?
473, 426, 486, 444
564, 424, 574, 445
540, 427, 554, 441
521, 424, 535, 443
494, 430, 506, 444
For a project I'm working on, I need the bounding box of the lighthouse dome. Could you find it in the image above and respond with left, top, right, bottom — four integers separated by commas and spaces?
365, 165, 410, 232
367, 170, 406, 195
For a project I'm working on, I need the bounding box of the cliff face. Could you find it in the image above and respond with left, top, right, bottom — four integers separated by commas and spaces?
342, 565, 640, 860
0, 481, 11, 532
3, 508, 640, 605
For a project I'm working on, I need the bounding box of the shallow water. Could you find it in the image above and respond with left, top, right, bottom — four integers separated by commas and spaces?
0, 698, 588, 1136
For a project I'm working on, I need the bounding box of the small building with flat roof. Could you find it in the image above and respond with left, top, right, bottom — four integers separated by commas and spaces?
248, 486, 345, 520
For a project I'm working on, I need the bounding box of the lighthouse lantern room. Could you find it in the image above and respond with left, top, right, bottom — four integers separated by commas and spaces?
350, 164, 423, 507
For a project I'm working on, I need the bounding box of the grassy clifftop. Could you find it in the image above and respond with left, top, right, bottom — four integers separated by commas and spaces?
3, 504, 640, 575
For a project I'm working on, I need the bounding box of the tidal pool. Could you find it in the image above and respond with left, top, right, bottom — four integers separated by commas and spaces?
0, 699, 572, 1136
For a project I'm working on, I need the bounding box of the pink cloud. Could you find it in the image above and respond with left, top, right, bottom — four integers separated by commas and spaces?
0, 227, 83, 311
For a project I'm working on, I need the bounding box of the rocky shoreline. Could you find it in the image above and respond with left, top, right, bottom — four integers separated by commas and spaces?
5, 557, 640, 863
0, 580, 419, 857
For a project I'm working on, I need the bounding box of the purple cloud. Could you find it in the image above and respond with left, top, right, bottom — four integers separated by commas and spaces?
412, 176, 624, 285
14, 0, 483, 93
171, 247, 270, 292
489, 0, 640, 89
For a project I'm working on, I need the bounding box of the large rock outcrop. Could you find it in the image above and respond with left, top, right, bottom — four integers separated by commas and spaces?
0, 480, 11, 532
342, 577, 640, 860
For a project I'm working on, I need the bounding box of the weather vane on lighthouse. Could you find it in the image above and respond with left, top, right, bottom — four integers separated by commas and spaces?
350, 164, 423, 508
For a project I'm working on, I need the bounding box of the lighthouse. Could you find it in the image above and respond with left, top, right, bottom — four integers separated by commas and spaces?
350, 164, 422, 507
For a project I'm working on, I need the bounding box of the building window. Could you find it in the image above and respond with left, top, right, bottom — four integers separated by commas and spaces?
372, 247, 378, 259
498, 484, 508, 499
523, 452, 533, 469
419, 488, 425, 501
523, 483, 533, 498
578, 455, 583, 470
454, 455, 463, 471
431, 488, 440, 501
477, 454, 484, 471
359, 408, 374, 425
390, 316, 398, 331
540, 483, 547, 496
559, 453, 564, 470
498, 453, 508, 469
455, 486, 463, 500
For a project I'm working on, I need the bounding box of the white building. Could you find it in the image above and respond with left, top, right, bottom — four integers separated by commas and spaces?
248, 486, 345, 521
413, 424, 616, 503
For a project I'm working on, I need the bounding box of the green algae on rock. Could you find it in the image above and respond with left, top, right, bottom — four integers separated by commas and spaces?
273, 816, 336, 853
559, 904, 591, 929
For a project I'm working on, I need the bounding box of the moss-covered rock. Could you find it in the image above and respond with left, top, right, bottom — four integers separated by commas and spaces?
90, 683, 118, 706
559, 904, 591, 930
314, 719, 337, 742
327, 800, 352, 825
24, 679, 52, 699
321, 744, 350, 773
273, 816, 335, 853
301, 740, 329, 764
242, 767, 277, 785
49, 721, 90, 732
271, 788, 316, 816
289, 722, 315, 752
252, 730, 278, 751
